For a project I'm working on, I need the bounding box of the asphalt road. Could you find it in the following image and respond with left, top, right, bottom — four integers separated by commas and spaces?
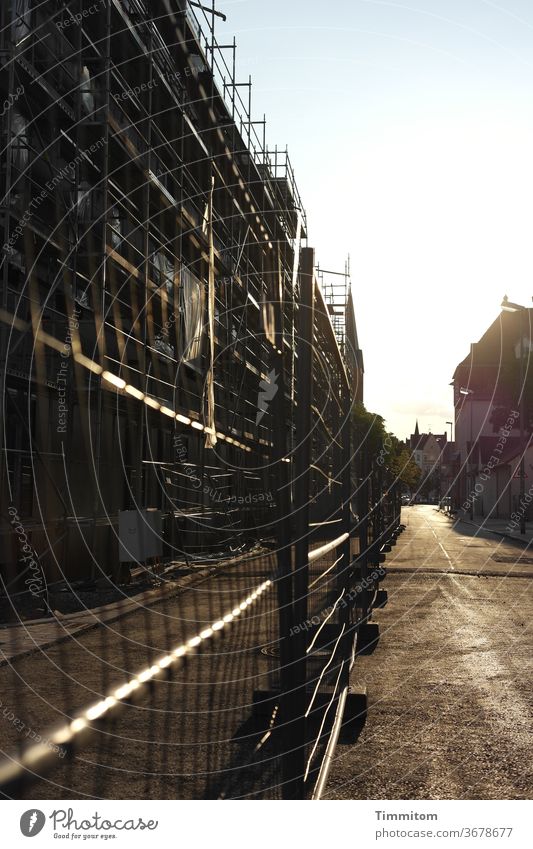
389, 505, 533, 577
326, 505, 533, 799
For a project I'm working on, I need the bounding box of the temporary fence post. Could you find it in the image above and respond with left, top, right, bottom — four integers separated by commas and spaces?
376, 462, 384, 547
271, 246, 296, 798
358, 449, 371, 625
288, 246, 315, 798
340, 385, 353, 685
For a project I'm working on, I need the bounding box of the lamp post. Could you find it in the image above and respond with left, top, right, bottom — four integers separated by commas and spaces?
460, 388, 475, 520
445, 421, 453, 511
501, 296, 531, 535
446, 421, 454, 444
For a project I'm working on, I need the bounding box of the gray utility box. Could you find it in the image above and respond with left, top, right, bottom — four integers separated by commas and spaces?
118, 509, 163, 563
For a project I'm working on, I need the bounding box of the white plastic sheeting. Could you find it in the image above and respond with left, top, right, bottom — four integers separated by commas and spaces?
81, 66, 95, 115
11, 109, 29, 171
181, 265, 205, 363
12, 0, 31, 45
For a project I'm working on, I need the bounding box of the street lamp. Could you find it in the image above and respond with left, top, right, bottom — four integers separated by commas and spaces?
500, 296, 531, 535
460, 388, 475, 520
446, 421, 454, 443
445, 421, 454, 511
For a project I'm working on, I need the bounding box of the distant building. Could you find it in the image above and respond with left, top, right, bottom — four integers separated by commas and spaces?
407, 422, 447, 474
406, 422, 447, 501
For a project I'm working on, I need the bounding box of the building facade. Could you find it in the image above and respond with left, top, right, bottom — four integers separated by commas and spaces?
451, 307, 533, 520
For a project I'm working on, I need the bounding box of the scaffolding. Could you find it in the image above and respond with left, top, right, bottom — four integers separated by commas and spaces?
318, 259, 365, 404
0, 0, 339, 587
317, 259, 351, 356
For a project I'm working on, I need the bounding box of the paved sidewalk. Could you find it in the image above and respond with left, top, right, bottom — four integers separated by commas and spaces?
447, 510, 533, 547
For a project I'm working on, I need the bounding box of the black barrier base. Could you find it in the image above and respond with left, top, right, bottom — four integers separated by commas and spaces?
339, 684, 368, 744
306, 622, 344, 652
375, 589, 388, 609
356, 622, 380, 655
370, 553, 387, 565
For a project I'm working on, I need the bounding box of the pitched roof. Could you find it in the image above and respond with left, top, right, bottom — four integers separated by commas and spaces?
496, 435, 533, 467
408, 431, 446, 452
453, 308, 533, 388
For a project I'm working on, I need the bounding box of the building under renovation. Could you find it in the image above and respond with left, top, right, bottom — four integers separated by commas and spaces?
0, 2, 416, 808
0, 0, 363, 589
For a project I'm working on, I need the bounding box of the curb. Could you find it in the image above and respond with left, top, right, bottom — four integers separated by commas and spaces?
385, 567, 533, 579
455, 517, 533, 549
0, 546, 267, 630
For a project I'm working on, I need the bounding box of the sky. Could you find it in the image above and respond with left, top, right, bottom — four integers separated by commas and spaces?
215, 0, 533, 439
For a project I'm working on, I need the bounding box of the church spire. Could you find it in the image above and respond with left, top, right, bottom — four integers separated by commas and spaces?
414, 420, 420, 438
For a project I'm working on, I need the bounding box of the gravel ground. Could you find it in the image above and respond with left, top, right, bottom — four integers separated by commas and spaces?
0, 553, 283, 799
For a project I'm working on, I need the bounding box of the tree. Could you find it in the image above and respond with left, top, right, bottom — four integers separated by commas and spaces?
351, 403, 421, 491
351, 402, 386, 460
390, 447, 421, 491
